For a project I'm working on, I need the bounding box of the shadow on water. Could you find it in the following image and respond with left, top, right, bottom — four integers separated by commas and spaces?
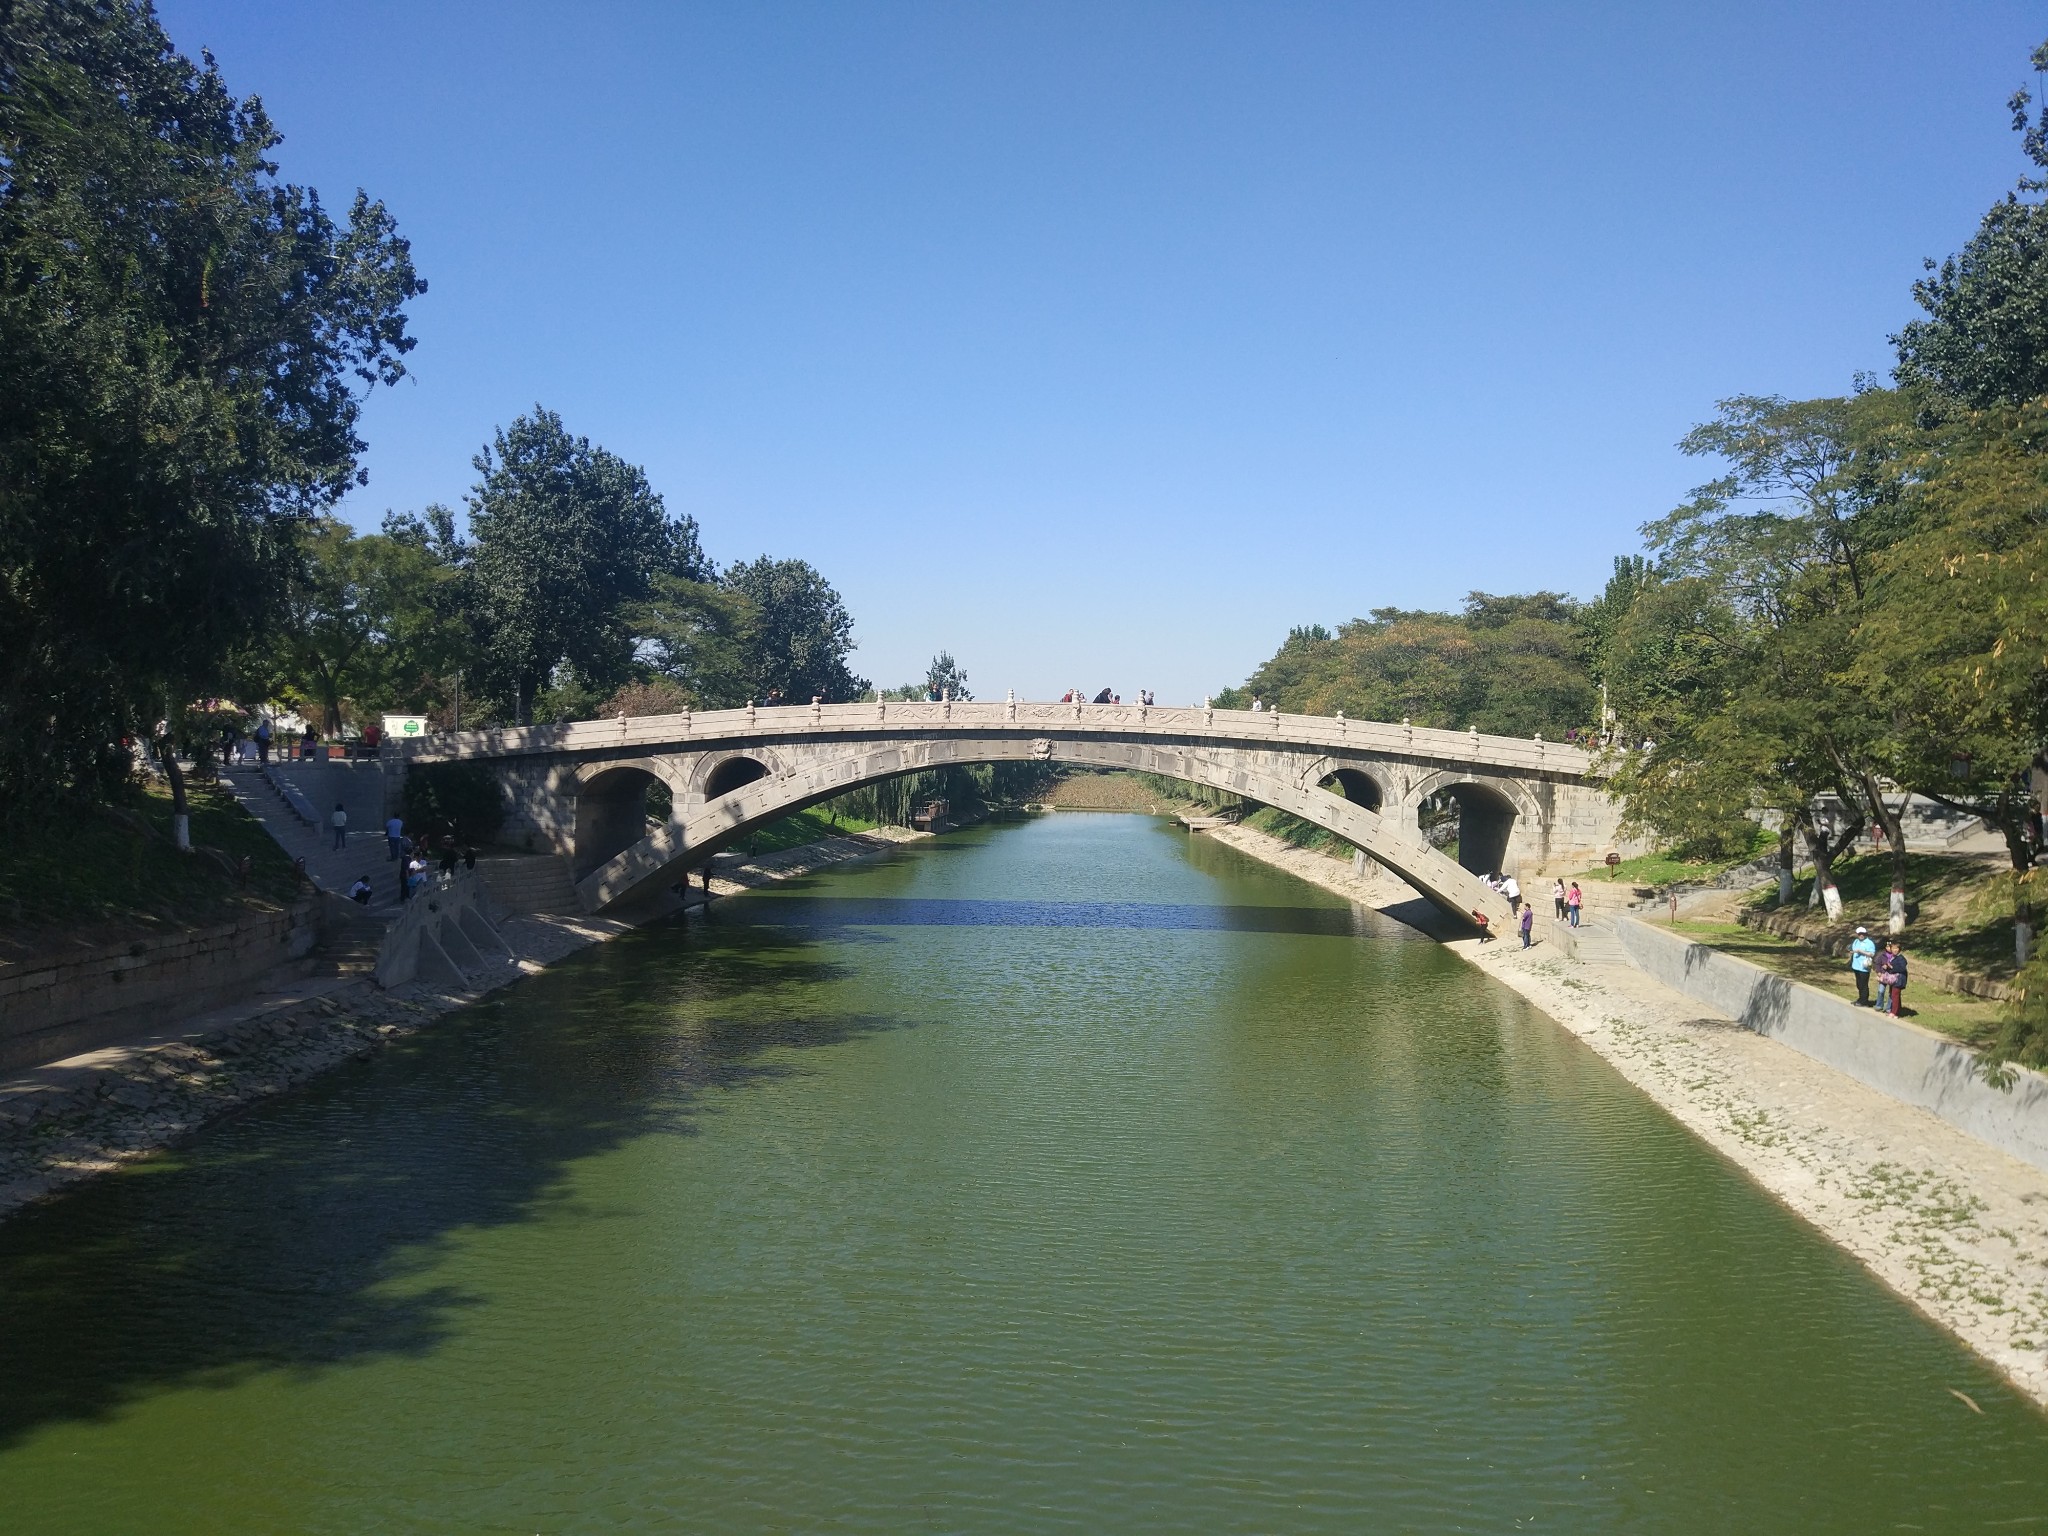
0, 921, 901, 1450
732, 895, 1379, 935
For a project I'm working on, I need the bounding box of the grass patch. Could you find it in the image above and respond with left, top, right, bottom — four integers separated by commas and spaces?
0, 781, 301, 956
1242, 806, 1352, 857
1745, 850, 2020, 979
730, 806, 880, 857
1667, 917, 2006, 1050
1572, 824, 1774, 888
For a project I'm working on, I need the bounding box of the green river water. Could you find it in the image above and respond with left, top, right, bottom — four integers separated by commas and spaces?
3, 813, 2047, 1532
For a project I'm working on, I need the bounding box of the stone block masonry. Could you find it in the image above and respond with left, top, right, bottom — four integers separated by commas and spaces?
0, 901, 322, 1072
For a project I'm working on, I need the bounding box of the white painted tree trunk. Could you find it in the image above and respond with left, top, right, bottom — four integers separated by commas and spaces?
172, 813, 190, 852
1820, 882, 1843, 921
1778, 869, 1794, 905
1888, 885, 1906, 935
2020, 921, 2035, 969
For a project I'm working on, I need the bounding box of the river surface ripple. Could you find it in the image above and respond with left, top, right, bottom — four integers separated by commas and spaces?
3, 814, 2046, 1532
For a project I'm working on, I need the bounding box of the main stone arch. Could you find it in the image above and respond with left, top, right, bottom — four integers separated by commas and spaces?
571, 735, 1516, 930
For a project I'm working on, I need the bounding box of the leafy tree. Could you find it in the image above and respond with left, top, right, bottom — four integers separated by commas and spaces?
924, 651, 971, 700
400, 761, 505, 845
1222, 599, 1594, 738
464, 408, 700, 724
721, 556, 868, 703
1895, 38, 2048, 409
627, 573, 757, 709
271, 517, 465, 735
0, 0, 423, 830
1608, 392, 1913, 910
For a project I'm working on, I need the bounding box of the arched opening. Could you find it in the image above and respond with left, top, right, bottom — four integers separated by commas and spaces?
573, 766, 665, 880
704, 755, 770, 801
1418, 782, 1518, 878
1317, 768, 1383, 813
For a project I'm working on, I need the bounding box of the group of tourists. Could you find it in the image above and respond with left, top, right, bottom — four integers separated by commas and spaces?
1848, 927, 1911, 1016
1554, 878, 1584, 927
337, 813, 477, 906
1056, 688, 1155, 706
1469, 873, 1585, 948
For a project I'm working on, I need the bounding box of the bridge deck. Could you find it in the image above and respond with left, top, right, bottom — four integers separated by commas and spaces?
399, 700, 1598, 779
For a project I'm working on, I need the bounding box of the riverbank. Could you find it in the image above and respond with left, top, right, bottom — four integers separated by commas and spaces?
1207, 821, 2048, 1409
0, 826, 928, 1223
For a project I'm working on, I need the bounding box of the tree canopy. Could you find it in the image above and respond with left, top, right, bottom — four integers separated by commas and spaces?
0, 0, 423, 805
1219, 597, 1596, 740
462, 407, 700, 724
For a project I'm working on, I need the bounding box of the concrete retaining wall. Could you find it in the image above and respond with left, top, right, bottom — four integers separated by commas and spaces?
0, 900, 323, 1071
1611, 915, 2048, 1173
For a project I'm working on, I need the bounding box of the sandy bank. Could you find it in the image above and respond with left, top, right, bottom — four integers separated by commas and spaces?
1207, 822, 2048, 1410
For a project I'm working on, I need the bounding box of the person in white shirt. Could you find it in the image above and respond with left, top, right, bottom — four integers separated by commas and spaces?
1501, 874, 1522, 913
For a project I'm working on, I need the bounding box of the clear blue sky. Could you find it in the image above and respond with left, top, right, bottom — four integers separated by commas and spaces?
161, 1, 2045, 703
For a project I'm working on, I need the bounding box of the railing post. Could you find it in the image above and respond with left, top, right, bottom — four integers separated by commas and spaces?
1203, 697, 1214, 728
680, 707, 691, 737
1006, 689, 1016, 722
747, 699, 757, 727
813, 695, 823, 724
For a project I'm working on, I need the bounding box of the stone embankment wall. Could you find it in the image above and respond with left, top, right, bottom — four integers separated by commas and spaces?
1611, 915, 2048, 1173
0, 900, 322, 1072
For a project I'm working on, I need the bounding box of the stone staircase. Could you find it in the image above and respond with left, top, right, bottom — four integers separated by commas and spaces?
309, 896, 389, 980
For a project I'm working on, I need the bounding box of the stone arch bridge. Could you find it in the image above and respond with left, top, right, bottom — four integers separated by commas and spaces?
396, 700, 1625, 931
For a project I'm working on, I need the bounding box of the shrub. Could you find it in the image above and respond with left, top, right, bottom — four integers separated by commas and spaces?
402, 762, 506, 845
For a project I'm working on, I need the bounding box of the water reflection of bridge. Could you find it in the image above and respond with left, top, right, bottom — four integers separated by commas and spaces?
398, 700, 1624, 931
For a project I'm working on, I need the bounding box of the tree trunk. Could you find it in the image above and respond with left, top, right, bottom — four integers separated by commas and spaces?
156, 732, 191, 852
1799, 807, 1860, 922
1858, 777, 1909, 935
1777, 820, 1796, 906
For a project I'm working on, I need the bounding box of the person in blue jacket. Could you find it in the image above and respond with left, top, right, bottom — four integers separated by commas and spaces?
1849, 926, 1877, 1006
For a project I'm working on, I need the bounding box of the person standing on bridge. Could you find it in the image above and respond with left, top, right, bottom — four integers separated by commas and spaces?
329, 801, 348, 852
385, 813, 405, 862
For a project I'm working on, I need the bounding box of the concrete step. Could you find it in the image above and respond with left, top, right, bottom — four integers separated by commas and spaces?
1548, 915, 1626, 964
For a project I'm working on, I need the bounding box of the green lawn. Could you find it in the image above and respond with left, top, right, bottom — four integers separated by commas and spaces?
1571, 825, 1775, 888
1745, 850, 2021, 980
0, 780, 301, 956
730, 806, 881, 857
1667, 917, 2005, 1051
